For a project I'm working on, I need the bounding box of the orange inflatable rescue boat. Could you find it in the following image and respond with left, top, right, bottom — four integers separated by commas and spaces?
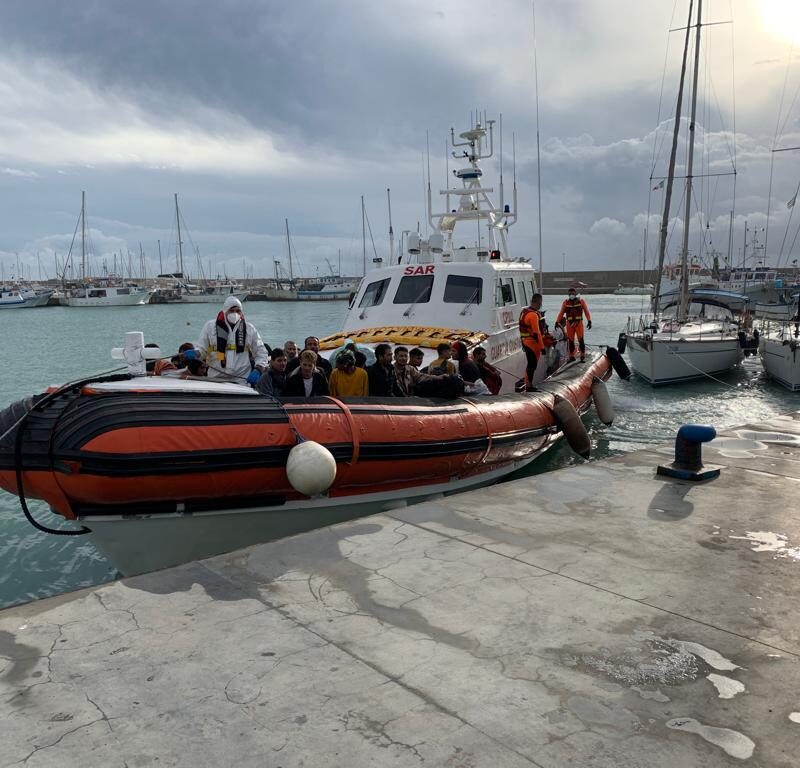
0, 346, 629, 576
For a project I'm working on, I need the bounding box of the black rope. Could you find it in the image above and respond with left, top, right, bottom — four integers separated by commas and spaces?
11, 369, 131, 537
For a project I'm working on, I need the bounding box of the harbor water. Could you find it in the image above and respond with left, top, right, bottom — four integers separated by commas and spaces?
0, 294, 796, 609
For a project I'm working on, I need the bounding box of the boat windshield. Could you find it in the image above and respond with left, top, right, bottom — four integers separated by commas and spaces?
662, 301, 734, 321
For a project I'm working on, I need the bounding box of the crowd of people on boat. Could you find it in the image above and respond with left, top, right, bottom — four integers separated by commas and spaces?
147, 290, 593, 396
147, 296, 506, 398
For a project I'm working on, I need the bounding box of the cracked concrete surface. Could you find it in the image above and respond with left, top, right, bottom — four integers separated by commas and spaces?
2, 416, 800, 766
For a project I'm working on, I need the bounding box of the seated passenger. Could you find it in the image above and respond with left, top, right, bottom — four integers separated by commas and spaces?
184, 357, 208, 377
284, 340, 298, 362
329, 351, 369, 397
155, 341, 195, 377
472, 347, 502, 395
366, 343, 400, 396
286, 336, 333, 377
258, 347, 289, 396
426, 343, 457, 376
452, 341, 481, 383
145, 343, 161, 374
345, 342, 368, 368
409, 348, 425, 369
393, 346, 444, 397
284, 350, 330, 397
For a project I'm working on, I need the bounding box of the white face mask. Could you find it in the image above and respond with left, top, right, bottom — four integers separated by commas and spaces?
226, 312, 240, 326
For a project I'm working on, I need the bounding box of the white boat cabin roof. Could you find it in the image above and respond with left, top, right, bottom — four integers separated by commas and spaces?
342, 259, 539, 335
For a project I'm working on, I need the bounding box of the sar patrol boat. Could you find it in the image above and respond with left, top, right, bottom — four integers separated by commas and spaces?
321, 116, 542, 389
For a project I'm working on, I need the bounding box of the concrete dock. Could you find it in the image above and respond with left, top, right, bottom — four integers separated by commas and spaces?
2, 414, 800, 766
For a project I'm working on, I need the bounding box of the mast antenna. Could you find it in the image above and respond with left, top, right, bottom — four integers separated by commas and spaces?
532, 1, 544, 289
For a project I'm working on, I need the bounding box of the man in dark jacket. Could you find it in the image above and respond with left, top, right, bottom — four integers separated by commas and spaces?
257, 347, 289, 396
286, 336, 333, 377
367, 343, 400, 397
284, 350, 329, 397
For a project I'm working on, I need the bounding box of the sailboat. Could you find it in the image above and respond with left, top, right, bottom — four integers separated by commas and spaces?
759, 291, 800, 391
60, 192, 155, 307
624, 0, 748, 386
166, 195, 250, 304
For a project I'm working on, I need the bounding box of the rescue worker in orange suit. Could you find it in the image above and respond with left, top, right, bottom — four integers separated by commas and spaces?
519, 292, 544, 391
556, 288, 592, 363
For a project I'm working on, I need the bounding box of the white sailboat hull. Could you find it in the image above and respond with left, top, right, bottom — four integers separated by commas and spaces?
180, 290, 250, 304
61, 291, 154, 307
626, 333, 743, 385
759, 336, 800, 391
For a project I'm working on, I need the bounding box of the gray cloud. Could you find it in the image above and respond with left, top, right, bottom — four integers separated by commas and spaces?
0, 0, 799, 280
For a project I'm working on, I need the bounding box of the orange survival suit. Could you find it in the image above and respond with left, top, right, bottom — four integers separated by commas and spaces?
556, 293, 592, 362
519, 305, 543, 388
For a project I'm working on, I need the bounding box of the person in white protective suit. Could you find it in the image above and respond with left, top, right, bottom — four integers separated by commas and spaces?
188, 296, 269, 385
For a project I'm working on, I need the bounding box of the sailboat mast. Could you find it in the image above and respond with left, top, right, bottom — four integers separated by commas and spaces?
81, 190, 86, 282
285, 218, 294, 284
361, 196, 366, 275
532, 0, 544, 289
387, 188, 394, 265
679, 0, 703, 321
652, 0, 695, 309
175, 193, 184, 275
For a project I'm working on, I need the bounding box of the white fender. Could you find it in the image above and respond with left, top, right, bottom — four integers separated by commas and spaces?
591, 377, 614, 425
552, 394, 591, 459
286, 441, 337, 497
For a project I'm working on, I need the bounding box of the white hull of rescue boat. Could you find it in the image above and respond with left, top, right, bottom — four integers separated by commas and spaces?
74, 452, 551, 576
626, 334, 743, 385
759, 336, 800, 391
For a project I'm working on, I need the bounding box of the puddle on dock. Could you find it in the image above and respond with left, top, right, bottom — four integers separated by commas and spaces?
711, 429, 800, 459
728, 531, 800, 561
706, 673, 745, 699
666, 718, 755, 760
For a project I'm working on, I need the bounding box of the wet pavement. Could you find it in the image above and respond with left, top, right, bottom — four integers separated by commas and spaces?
1, 412, 799, 766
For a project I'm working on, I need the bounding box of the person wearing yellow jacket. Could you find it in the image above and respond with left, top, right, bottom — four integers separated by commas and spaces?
556, 288, 592, 363
329, 351, 369, 397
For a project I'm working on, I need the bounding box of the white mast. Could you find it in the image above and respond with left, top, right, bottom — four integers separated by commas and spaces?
81, 190, 86, 282
174, 193, 184, 275
361, 196, 366, 275
679, 0, 703, 322
532, 0, 544, 290
387, 188, 394, 265
285, 218, 294, 284
652, 0, 695, 309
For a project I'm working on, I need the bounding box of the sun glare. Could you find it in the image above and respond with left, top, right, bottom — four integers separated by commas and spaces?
760, 0, 800, 45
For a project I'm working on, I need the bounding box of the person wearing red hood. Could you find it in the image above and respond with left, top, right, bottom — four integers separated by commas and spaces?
191, 295, 269, 385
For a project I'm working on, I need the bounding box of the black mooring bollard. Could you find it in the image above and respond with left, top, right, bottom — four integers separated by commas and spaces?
657, 424, 720, 481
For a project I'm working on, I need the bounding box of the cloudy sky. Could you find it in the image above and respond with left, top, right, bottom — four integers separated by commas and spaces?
1, 0, 799, 283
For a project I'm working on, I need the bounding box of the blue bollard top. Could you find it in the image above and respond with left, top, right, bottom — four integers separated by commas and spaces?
676, 424, 716, 444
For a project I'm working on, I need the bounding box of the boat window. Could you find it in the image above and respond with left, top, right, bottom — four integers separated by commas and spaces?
393, 274, 434, 304
501, 278, 516, 305
89, 290, 107, 298
358, 278, 391, 308
517, 280, 528, 305
443, 275, 482, 304
117, 288, 130, 295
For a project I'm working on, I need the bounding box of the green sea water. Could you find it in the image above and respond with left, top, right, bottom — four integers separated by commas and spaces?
0, 295, 795, 608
